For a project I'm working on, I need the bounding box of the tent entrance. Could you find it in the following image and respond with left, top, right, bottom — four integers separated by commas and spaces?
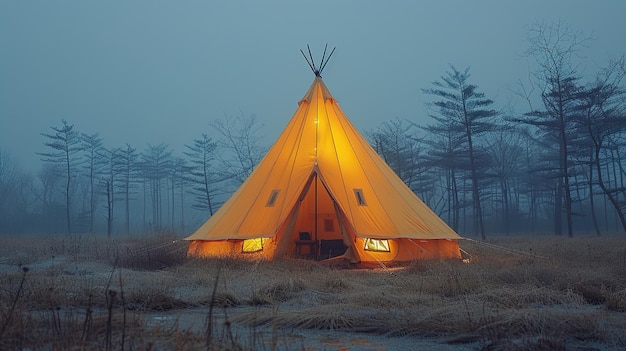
286, 172, 350, 260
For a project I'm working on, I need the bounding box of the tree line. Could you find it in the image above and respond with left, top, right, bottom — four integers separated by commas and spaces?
0, 113, 266, 237
371, 22, 626, 238
1, 22, 625, 238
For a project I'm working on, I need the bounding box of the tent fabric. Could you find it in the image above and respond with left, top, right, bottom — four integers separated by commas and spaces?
185, 76, 462, 264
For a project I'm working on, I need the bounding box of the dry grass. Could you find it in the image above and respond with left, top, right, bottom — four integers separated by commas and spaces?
1, 233, 625, 350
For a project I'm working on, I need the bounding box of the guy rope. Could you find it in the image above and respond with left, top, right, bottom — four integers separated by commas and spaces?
461, 237, 549, 260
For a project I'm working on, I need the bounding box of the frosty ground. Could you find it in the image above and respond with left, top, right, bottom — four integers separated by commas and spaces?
1, 234, 625, 350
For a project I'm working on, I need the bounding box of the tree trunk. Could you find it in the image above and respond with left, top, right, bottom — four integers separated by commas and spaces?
588, 149, 601, 236
465, 127, 486, 240
595, 143, 626, 234
500, 177, 510, 234
125, 179, 130, 234
106, 180, 112, 238
65, 151, 72, 236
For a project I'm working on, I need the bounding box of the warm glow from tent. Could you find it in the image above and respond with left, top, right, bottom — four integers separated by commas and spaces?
185, 76, 463, 265
242, 238, 264, 252
364, 238, 390, 252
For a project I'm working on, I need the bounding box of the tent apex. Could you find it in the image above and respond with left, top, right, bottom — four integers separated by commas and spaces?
300, 44, 335, 78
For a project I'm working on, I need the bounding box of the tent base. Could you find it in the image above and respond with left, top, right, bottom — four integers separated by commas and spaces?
187, 239, 462, 269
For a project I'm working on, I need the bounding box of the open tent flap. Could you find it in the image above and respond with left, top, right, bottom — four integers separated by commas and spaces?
274, 172, 355, 260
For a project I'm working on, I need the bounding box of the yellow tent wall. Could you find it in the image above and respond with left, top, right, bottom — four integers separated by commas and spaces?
186, 76, 462, 265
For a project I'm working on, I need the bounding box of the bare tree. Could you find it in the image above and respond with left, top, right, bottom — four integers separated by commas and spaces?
18, 164, 61, 233
211, 113, 266, 185
100, 147, 122, 238
0, 150, 30, 234
81, 133, 104, 233
184, 134, 219, 215
168, 157, 187, 232
0, 150, 19, 226
520, 21, 589, 237
483, 129, 525, 234
575, 58, 626, 233
369, 119, 426, 191
37, 120, 83, 235
420, 114, 465, 230
141, 144, 172, 231
117, 144, 139, 234
423, 66, 497, 239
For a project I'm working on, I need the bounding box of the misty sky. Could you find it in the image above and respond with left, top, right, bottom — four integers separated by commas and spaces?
1, 1, 625, 172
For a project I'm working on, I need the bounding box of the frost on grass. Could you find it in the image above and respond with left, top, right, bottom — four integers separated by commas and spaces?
0, 234, 625, 350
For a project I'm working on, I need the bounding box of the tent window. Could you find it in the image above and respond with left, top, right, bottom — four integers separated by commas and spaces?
324, 219, 334, 232
354, 189, 367, 206
364, 238, 390, 252
266, 190, 280, 207
242, 238, 264, 253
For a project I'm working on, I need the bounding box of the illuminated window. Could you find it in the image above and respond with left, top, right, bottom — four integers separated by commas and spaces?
266, 190, 280, 207
354, 189, 367, 206
364, 238, 390, 252
242, 238, 264, 253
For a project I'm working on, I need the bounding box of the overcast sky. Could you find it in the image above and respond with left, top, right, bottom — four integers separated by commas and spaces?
1, 1, 625, 172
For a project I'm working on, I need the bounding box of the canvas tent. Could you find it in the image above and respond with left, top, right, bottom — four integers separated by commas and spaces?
186, 67, 462, 266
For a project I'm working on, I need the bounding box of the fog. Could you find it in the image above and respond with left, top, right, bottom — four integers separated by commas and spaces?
1, 1, 626, 237
2, 1, 625, 172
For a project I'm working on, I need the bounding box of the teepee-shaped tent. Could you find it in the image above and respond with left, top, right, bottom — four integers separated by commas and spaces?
186, 50, 461, 266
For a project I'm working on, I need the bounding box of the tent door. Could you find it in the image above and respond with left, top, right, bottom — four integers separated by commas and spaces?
286, 172, 354, 260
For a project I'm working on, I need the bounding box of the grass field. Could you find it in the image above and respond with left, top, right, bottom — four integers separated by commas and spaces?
1, 233, 625, 350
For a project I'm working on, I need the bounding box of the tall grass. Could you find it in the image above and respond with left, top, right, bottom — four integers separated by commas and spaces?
0, 234, 625, 350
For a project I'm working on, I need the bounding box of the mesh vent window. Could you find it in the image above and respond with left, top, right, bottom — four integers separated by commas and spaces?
354, 189, 367, 206
266, 190, 280, 207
